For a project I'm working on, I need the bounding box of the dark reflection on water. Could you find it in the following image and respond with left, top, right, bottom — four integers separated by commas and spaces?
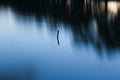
1, 0, 120, 80
7, 0, 120, 50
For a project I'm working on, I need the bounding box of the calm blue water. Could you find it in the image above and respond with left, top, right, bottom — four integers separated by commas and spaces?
0, 1, 120, 80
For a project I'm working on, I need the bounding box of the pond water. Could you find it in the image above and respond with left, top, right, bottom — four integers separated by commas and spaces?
0, 0, 120, 80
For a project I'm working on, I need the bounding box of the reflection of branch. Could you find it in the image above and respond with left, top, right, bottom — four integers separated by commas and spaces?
57, 30, 60, 45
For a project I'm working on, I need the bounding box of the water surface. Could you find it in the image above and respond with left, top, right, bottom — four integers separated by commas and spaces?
0, 0, 120, 80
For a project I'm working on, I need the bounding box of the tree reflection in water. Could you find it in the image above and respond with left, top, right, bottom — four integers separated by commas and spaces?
0, 0, 120, 51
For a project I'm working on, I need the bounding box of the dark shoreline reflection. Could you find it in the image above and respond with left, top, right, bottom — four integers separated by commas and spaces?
1, 0, 120, 50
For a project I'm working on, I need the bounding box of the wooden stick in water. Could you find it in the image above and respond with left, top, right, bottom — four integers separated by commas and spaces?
57, 30, 60, 45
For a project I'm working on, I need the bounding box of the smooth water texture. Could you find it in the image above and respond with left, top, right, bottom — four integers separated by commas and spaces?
0, 0, 120, 80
